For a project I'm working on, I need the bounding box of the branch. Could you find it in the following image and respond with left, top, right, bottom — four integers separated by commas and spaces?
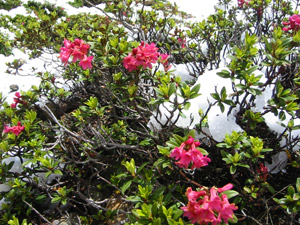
41, 103, 91, 143
23, 199, 51, 224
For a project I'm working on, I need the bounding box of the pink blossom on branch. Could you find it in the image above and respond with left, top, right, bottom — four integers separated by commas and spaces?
257, 162, 268, 181
170, 136, 211, 169
123, 41, 170, 72
282, 14, 300, 32
59, 38, 93, 70
181, 185, 238, 225
79, 55, 94, 70
177, 38, 186, 48
159, 53, 172, 72
3, 122, 25, 136
10, 92, 27, 108
238, 0, 249, 8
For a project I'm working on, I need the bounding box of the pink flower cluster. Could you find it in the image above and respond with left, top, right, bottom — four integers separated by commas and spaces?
11, 92, 27, 108
257, 163, 268, 182
283, 14, 300, 32
237, 0, 263, 15
177, 38, 186, 48
122, 41, 171, 72
159, 53, 172, 72
170, 136, 211, 169
3, 122, 25, 136
181, 184, 238, 225
238, 0, 249, 8
59, 39, 93, 70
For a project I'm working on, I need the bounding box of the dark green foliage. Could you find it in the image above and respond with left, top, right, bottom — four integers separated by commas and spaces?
0, 0, 300, 224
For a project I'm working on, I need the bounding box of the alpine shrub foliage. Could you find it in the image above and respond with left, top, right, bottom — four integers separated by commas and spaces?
0, 0, 300, 224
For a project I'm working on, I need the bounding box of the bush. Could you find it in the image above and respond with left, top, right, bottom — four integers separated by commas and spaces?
0, 0, 300, 224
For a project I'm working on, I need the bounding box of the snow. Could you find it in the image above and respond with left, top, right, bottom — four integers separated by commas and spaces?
168, 0, 219, 21
207, 106, 243, 142
265, 151, 289, 174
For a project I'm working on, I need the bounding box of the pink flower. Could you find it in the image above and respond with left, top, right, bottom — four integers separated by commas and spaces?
176, 150, 192, 168
181, 185, 238, 225
79, 42, 90, 55
79, 55, 93, 70
257, 163, 268, 181
122, 41, 160, 72
217, 183, 233, 193
72, 50, 85, 62
185, 135, 194, 146
170, 136, 210, 169
186, 187, 206, 201
59, 39, 93, 70
190, 148, 211, 169
170, 143, 185, 160
238, 0, 249, 8
282, 14, 300, 32
159, 53, 172, 72
218, 194, 238, 224
177, 38, 186, 48
3, 122, 25, 136
63, 39, 73, 49
10, 92, 27, 108
122, 53, 138, 71
59, 48, 73, 65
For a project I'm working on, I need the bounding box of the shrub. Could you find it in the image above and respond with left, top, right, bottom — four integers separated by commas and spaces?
0, 0, 299, 224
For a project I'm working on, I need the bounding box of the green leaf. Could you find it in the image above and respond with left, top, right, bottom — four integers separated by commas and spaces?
54, 170, 63, 175
217, 70, 231, 78
153, 218, 162, 225
218, 102, 225, 113
191, 83, 200, 95
288, 186, 295, 196
251, 192, 257, 198
222, 190, 239, 199
183, 102, 191, 110
296, 178, 300, 193
51, 196, 61, 204
150, 186, 166, 201
45, 171, 52, 179
121, 180, 132, 194
168, 83, 177, 97
126, 195, 142, 203
230, 165, 236, 174
187, 129, 196, 138
211, 93, 220, 100
137, 162, 150, 174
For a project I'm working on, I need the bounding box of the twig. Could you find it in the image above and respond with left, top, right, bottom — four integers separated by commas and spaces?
23, 199, 51, 224
42, 103, 91, 143
239, 209, 263, 225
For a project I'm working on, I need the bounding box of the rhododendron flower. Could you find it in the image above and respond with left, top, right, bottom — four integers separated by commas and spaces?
170, 136, 211, 169
177, 38, 186, 48
59, 48, 73, 65
122, 41, 160, 72
10, 92, 27, 108
72, 50, 85, 62
257, 163, 268, 181
181, 185, 238, 225
79, 55, 94, 70
217, 183, 233, 192
238, 0, 249, 8
282, 14, 300, 32
59, 38, 93, 70
3, 122, 25, 136
159, 53, 172, 72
